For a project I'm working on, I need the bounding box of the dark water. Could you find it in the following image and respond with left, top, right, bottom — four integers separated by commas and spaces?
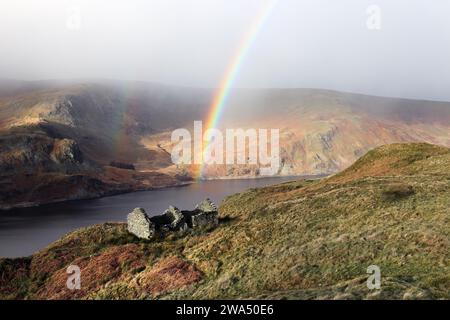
0, 177, 300, 258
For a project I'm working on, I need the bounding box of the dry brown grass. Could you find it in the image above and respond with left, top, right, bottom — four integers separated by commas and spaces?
137, 256, 202, 297
35, 244, 147, 300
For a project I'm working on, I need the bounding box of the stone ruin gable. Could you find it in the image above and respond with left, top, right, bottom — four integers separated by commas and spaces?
127, 207, 156, 240
127, 199, 219, 240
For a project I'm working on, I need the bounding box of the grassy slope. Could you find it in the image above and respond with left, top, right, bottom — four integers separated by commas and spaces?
1, 143, 449, 300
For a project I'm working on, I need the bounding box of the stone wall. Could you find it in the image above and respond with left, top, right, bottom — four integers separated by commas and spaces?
127, 198, 218, 240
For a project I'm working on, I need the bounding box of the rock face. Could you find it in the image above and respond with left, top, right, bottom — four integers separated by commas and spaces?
50, 139, 83, 165
127, 199, 219, 240
127, 208, 156, 240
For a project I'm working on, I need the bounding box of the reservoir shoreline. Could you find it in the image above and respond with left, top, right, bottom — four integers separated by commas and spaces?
0, 176, 319, 258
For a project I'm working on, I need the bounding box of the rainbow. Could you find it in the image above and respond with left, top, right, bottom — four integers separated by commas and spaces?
198, 0, 279, 179
114, 82, 137, 159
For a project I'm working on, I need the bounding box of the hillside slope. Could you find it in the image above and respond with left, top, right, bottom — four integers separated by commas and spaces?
200, 89, 450, 177
1, 143, 448, 300
0, 81, 210, 209
1, 81, 450, 208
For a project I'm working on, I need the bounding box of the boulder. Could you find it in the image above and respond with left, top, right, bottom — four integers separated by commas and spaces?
127, 208, 156, 240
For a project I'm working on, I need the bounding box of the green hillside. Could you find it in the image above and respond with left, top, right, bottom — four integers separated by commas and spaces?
1, 143, 449, 300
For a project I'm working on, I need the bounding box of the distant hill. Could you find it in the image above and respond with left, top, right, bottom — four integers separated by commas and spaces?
1, 80, 450, 208
1, 143, 449, 299
202, 88, 450, 177
0, 81, 211, 209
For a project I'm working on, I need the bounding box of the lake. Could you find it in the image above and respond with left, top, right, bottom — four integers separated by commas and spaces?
0, 176, 304, 257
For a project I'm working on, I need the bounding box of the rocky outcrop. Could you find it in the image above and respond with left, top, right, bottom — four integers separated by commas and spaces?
127, 199, 219, 240
50, 139, 83, 164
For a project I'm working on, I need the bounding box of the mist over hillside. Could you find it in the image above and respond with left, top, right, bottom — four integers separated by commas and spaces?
0, 79, 450, 209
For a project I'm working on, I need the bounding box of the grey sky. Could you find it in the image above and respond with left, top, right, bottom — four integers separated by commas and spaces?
1, 0, 449, 101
